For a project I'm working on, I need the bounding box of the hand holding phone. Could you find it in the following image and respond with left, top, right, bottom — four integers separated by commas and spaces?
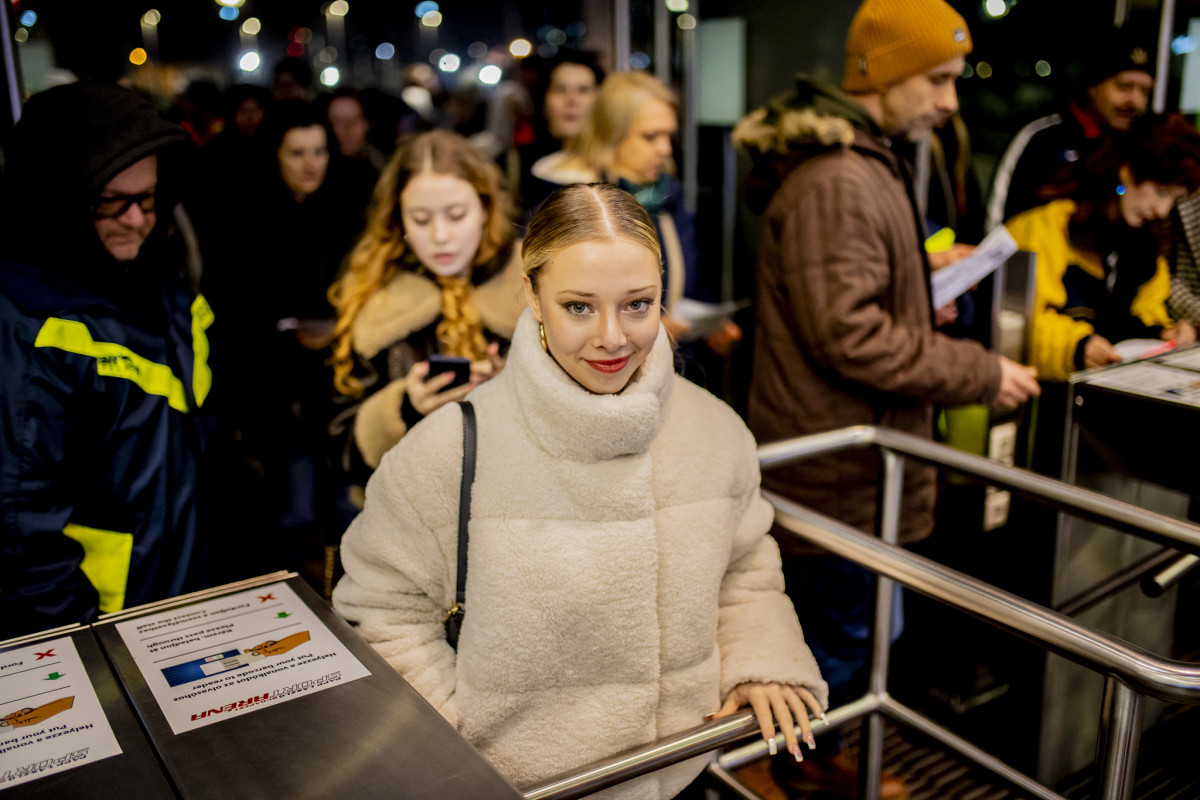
426, 354, 471, 391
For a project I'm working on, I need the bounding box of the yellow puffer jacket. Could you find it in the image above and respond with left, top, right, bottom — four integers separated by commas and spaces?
1006, 199, 1172, 381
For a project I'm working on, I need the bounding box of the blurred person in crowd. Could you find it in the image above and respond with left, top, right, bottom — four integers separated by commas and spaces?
325, 87, 386, 171
1006, 113, 1200, 382
735, 0, 1039, 795
516, 50, 604, 210
532, 71, 741, 360
323, 88, 386, 206
198, 84, 273, 186
328, 130, 523, 490
273, 56, 315, 102
401, 63, 448, 131
203, 100, 371, 578
334, 183, 827, 799
0, 83, 214, 637
987, 28, 1154, 231
169, 80, 224, 148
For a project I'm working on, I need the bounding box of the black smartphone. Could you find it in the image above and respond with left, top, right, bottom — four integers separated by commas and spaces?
426, 354, 471, 392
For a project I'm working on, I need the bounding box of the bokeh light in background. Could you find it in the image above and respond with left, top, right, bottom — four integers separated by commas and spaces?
321, 66, 340, 86
329, 1, 350, 16
375, 43, 396, 60
239, 51, 261, 72
439, 53, 461, 73
129, 48, 148, 66
479, 64, 502, 85
414, 1, 439, 17
421, 10, 443, 28
18, 10, 37, 27
241, 18, 261, 35
218, 7, 239, 21
509, 38, 531, 58
665, 0, 688, 11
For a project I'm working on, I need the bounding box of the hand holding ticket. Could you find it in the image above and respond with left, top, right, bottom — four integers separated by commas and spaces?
930, 226, 1020, 309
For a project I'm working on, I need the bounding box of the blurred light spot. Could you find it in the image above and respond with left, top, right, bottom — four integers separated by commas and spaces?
566, 21, 587, 37
429, 48, 447, 66
976, 61, 993, 79
240, 51, 261, 72
286, 42, 305, 57
961, 62, 975, 79
538, 43, 558, 58
19, 10, 37, 27
537, 25, 555, 41
439, 53, 461, 72
1035, 60, 1051, 77
319, 47, 337, 64
329, 1, 349, 16
547, 28, 567, 46
219, 7, 239, 21
1116, 184, 1126, 195
217, 0, 245, 6
1173, 35, 1196, 55
479, 64, 502, 85
414, 1, 439, 17
290, 27, 312, 44
509, 38, 532, 58
242, 17, 261, 35
984, 0, 1008, 18
421, 10, 442, 27
129, 48, 148, 66
14, 27, 28, 43
321, 67, 340, 86
629, 52, 651, 70
376, 42, 396, 60
677, 13, 697, 30
666, 0, 689, 11
468, 41, 488, 59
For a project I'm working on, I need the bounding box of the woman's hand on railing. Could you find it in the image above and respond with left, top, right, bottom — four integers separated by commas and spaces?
709, 682, 823, 763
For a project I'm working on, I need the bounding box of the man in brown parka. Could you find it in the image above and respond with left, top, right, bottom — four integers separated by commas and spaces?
734, 0, 1039, 796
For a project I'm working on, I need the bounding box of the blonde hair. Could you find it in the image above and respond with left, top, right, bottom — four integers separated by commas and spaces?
329, 130, 515, 397
563, 72, 678, 181
523, 183, 661, 290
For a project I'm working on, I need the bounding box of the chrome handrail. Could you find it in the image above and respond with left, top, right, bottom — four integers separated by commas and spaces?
524, 426, 1200, 800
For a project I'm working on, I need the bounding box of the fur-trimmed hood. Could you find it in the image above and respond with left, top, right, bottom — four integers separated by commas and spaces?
351, 244, 526, 360
733, 75, 894, 213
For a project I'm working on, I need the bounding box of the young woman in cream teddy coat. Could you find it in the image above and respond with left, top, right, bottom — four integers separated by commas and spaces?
334, 184, 827, 799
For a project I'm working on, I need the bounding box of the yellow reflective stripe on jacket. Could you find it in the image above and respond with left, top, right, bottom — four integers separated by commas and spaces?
191, 294, 214, 408
61, 523, 133, 613
35, 318, 189, 412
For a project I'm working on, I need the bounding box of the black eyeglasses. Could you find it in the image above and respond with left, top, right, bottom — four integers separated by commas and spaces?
91, 191, 156, 220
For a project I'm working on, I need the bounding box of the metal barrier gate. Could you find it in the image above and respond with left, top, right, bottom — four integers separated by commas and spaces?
521, 425, 1200, 800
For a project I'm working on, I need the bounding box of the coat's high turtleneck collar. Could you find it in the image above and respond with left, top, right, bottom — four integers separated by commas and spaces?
501, 308, 674, 463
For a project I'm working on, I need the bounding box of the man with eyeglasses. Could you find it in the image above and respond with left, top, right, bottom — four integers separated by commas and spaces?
0, 83, 215, 638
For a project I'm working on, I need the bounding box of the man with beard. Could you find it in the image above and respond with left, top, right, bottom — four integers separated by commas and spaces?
0, 83, 214, 638
986, 29, 1154, 230
735, 0, 1039, 795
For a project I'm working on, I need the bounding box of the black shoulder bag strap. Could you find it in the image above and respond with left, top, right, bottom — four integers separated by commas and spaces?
445, 400, 475, 650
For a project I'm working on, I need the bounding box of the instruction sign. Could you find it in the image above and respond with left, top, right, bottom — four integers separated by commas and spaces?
115, 582, 371, 734
0, 636, 123, 790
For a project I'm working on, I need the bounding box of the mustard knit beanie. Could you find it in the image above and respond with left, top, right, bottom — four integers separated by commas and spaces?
843, 0, 973, 92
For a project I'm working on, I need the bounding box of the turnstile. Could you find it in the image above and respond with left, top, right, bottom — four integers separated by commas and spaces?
1, 574, 523, 799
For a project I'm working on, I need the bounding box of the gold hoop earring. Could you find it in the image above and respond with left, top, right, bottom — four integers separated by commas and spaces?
538, 322, 548, 353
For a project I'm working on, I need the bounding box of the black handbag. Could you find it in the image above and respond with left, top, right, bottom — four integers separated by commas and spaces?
444, 401, 475, 650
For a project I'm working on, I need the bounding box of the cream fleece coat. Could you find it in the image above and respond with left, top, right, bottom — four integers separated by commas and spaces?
334, 310, 827, 799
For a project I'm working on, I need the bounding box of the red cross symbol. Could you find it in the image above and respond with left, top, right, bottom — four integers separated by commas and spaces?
257, 594, 275, 603
33, 649, 55, 660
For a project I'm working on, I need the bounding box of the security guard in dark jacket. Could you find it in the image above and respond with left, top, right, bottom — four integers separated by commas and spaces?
0, 83, 214, 638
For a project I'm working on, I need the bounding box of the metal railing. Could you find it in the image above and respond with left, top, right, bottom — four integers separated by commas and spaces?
521, 425, 1200, 800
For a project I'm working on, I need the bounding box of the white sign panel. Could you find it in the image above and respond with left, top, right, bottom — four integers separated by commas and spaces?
0, 636, 123, 790
115, 582, 371, 734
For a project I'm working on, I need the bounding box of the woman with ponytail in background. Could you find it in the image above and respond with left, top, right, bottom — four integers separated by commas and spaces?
329, 130, 524, 489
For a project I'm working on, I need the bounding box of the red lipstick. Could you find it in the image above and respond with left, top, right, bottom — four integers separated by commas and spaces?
587, 357, 629, 373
